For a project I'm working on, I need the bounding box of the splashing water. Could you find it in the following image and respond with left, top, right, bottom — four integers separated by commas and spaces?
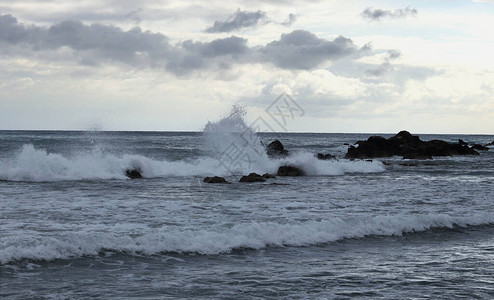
203, 105, 270, 174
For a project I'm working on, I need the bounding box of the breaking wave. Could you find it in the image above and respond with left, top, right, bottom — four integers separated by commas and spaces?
0, 105, 384, 181
0, 144, 384, 181
2, 213, 493, 264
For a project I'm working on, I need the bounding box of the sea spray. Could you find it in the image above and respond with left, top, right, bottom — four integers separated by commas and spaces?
0, 108, 385, 181
203, 104, 270, 174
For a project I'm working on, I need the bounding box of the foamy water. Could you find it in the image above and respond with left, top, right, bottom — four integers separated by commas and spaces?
2, 213, 493, 264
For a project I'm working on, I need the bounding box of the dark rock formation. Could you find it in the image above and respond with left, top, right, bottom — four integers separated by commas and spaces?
458, 139, 467, 146
471, 144, 489, 151
125, 168, 142, 179
239, 173, 266, 183
316, 153, 336, 160
277, 166, 305, 176
486, 141, 494, 147
203, 176, 230, 184
345, 131, 479, 159
262, 173, 276, 179
266, 140, 289, 157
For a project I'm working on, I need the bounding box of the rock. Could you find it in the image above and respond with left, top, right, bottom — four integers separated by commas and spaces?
125, 168, 142, 179
266, 140, 289, 157
345, 130, 479, 159
203, 176, 230, 184
239, 173, 266, 183
486, 141, 494, 147
316, 153, 336, 160
471, 144, 489, 151
277, 166, 305, 176
459, 139, 468, 146
262, 173, 276, 179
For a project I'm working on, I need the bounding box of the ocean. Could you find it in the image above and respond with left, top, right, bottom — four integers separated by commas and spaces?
1, 114, 494, 298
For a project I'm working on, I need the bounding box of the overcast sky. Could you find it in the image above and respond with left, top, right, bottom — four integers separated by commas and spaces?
1, 0, 493, 133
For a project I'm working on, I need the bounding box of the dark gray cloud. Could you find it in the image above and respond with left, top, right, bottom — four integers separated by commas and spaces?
258, 30, 360, 69
0, 14, 364, 75
280, 13, 297, 26
362, 7, 417, 21
0, 14, 170, 63
365, 50, 402, 78
168, 36, 250, 74
205, 9, 267, 33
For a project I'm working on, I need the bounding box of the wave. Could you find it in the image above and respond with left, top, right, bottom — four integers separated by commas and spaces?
0, 144, 384, 181
1, 213, 493, 264
0, 106, 385, 181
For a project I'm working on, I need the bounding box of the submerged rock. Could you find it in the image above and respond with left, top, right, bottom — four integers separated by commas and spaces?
239, 173, 266, 183
203, 176, 230, 184
472, 144, 489, 151
277, 166, 305, 176
125, 168, 142, 179
316, 153, 336, 160
266, 140, 289, 157
262, 173, 276, 179
345, 130, 479, 159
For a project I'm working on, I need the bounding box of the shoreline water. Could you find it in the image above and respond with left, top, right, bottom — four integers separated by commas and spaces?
1, 129, 494, 298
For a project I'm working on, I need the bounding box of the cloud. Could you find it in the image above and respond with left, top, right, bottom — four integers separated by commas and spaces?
0, 14, 365, 75
205, 9, 267, 33
258, 30, 361, 69
280, 13, 297, 26
168, 36, 250, 74
364, 49, 401, 78
361, 7, 417, 21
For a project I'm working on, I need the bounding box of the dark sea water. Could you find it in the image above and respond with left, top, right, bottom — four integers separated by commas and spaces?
1, 128, 494, 299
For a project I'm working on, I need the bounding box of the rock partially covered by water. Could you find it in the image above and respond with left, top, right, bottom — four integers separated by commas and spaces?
262, 173, 276, 179
486, 141, 494, 147
472, 144, 489, 151
266, 140, 289, 157
125, 168, 142, 179
203, 176, 230, 184
345, 130, 479, 159
277, 166, 305, 176
239, 173, 266, 183
316, 153, 336, 160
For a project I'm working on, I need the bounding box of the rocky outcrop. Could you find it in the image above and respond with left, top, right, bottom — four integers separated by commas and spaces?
345, 131, 479, 159
266, 140, 289, 157
316, 153, 336, 160
277, 166, 305, 176
125, 168, 142, 179
239, 173, 266, 183
472, 144, 489, 151
203, 176, 230, 184
262, 173, 276, 179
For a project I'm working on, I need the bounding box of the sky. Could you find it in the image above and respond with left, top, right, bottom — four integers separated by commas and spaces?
0, 0, 493, 133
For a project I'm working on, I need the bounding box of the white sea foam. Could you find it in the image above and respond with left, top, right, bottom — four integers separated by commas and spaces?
0, 106, 385, 181
0, 144, 384, 181
1, 213, 493, 264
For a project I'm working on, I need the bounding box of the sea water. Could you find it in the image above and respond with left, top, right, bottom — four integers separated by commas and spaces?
1, 113, 494, 298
